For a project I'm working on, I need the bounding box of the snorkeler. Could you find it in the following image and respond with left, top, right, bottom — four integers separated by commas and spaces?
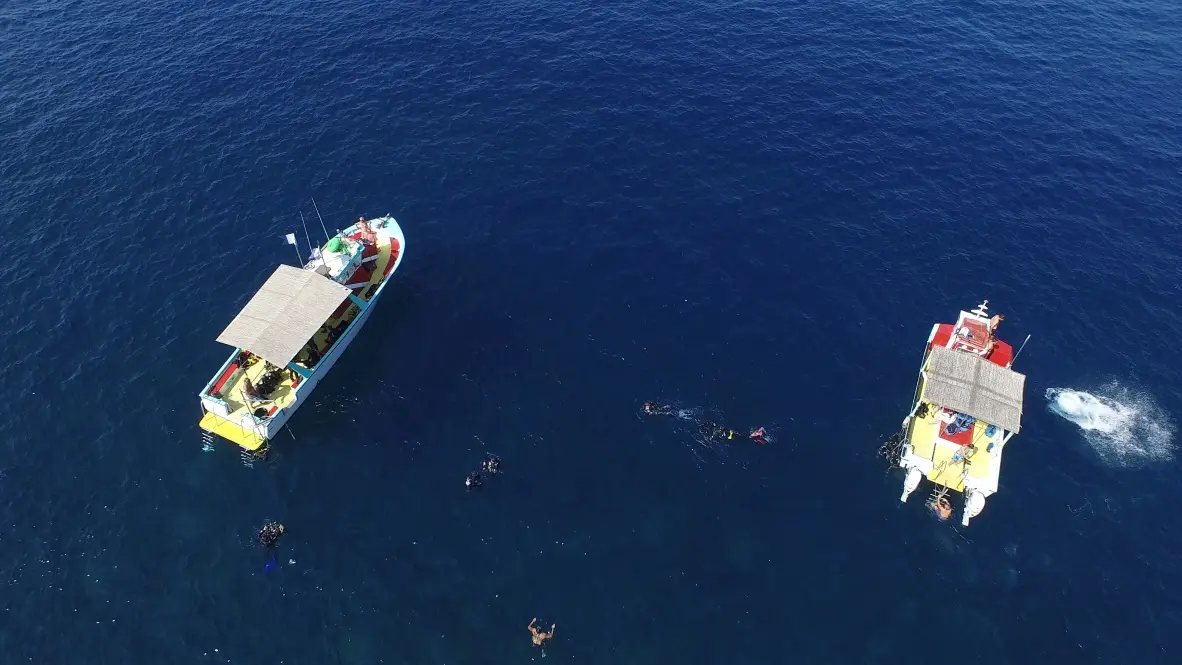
466, 471, 483, 489
528, 618, 556, 647
699, 421, 730, 440
259, 522, 285, 549
700, 422, 769, 444
642, 401, 673, 416
482, 456, 501, 474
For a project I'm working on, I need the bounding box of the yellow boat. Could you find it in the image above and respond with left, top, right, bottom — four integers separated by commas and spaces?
198, 213, 406, 455
891, 300, 1027, 526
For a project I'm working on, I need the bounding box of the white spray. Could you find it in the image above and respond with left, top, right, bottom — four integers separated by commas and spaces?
1046, 383, 1176, 467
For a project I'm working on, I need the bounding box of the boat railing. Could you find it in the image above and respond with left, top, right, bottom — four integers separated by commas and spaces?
201, 351, 239, 396
303, 292, 371, 373
203, 394, 231, 414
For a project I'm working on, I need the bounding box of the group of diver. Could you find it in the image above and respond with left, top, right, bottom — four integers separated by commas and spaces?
258, 522, 286, 571
259, 521, 285, 548
642, 401, 769, 445
253, 402, 763, 647
247, 381, 974, 655
466, 455, 502, 489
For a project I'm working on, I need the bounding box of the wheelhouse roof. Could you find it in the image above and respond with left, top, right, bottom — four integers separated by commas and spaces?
923, 346, 1026, 433
215, 264, 350, 367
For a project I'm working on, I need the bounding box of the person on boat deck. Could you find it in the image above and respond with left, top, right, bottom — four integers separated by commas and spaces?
528, 618, 556, 647
299, 343, 321, 368
988, 314, 1005, 336
482, 456, 501, 474
241, 376, 263, 403
357, 216, 377, 245
934, 496, 952, 521
466, 470, 483, 489
642, 401, 673, 416
699, 422, 737, 441
983, 338, 998, 358
259, 522, 285, 548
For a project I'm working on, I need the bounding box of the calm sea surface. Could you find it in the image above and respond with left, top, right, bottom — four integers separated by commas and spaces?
1, 0, 1181, 662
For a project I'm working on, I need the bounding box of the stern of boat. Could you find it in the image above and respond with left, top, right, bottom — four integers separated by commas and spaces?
962, 489, 986, 526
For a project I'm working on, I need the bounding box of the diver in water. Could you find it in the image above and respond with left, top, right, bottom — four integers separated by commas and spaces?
259, 522, 285, 549
700, 422, 769, 444
528, 618, 556, 647
934, 495, 952, 521
466, 471, 483, 489
482, 456, 501, 474
642, 401, 673, 416
698, 421, 736, 441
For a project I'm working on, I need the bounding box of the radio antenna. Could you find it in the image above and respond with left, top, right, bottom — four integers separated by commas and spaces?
1010, 334, 1032, 367
311, 197, 332, 241
299, 210, 315, 263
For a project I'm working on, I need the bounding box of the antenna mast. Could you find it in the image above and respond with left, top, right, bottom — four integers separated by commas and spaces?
299, 210, 315, 263
1010, 334, 1032, 367
311, 197, 332, 241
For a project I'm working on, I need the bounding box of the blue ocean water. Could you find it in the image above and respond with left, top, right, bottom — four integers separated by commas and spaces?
2, 0, 1181, 662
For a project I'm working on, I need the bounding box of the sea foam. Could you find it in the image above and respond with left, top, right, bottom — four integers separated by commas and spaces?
1046, 383, 1175, 467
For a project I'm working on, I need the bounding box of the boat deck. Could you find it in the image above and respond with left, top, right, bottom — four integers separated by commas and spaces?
218, 358, 301, 424
929, 323, 1013, 367
303, 231, 399, 363
908, 399, 1004, 494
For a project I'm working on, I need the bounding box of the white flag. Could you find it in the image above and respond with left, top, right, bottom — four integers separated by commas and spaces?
285, 233, 297, 245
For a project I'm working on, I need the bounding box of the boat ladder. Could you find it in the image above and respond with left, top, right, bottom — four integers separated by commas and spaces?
926, 486, 950, 513
200, 429, 216, 452
240, 448, 258, 468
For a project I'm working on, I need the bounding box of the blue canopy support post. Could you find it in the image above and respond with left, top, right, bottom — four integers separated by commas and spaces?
287, 362, 313, 379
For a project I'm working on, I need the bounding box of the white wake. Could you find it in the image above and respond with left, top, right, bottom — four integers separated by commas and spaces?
1045, 384, 1176, 467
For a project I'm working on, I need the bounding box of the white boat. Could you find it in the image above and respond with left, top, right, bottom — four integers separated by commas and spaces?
888, 300, 1027, 526
197, 214, 405, 454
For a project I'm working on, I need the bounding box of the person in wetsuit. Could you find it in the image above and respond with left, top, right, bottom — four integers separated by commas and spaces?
700, 422, 769, 444
698, 421, 737, 441
642, 401, 673, 416
259, 522, 285, 549
466, 471, 483, 489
